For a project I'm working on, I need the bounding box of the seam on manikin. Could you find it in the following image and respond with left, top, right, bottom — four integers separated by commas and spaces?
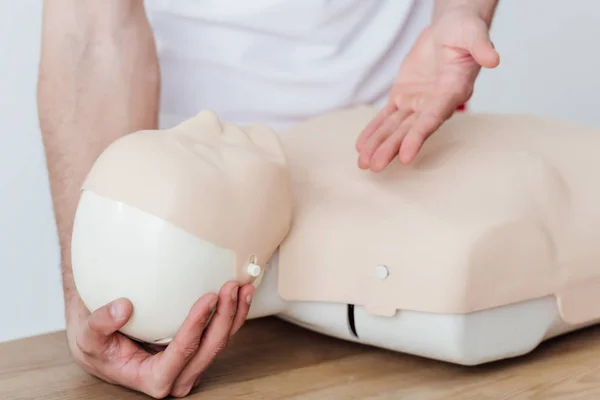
348, 304, 359, 339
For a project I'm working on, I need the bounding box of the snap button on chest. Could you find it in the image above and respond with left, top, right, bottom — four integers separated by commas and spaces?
375, 265, 389, 280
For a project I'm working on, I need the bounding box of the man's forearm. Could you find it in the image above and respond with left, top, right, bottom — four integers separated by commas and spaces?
37, 0, 160, 322
433, 0, 499, 25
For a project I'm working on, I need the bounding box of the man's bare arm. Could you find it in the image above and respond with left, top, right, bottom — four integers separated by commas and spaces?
37, 0, 160, 325
433, 0, 499, 26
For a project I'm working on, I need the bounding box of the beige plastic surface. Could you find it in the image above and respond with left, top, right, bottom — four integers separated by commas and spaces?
82, 110, 293, 284
277, 105, 600, 324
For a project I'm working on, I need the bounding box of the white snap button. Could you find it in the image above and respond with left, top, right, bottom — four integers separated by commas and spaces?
247, 263, 262, 277
375, 265, 389, 280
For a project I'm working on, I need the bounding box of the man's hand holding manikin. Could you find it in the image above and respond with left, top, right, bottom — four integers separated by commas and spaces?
67, 283, 253, 398
357, 0, 500, 171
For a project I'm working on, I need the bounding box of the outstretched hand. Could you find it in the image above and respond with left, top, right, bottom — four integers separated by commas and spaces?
356, 6, 500, 172
67, 281, 254, 398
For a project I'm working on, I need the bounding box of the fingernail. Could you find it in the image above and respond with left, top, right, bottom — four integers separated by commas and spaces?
209, 298, 218, 311
110, 301, 125, 321
231, 285, 239, 301
246, 293, 253, 305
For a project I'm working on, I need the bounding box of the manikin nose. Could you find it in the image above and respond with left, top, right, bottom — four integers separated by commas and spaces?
196, 110, 224, 133
173, 109, 224, 141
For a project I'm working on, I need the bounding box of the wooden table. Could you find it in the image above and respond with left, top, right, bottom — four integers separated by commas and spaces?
2, 317, 600, 399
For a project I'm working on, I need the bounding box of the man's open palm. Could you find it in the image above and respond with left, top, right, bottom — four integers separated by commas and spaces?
356, 8, 500, 172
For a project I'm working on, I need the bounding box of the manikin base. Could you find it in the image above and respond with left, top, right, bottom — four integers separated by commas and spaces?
277, 297, 597, 366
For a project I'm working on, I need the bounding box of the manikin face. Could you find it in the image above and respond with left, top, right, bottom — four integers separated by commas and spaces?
72, 110, 293, 343
155, 110, 293, 276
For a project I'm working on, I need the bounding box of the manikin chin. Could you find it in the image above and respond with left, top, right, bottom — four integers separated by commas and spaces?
72, 106, 600, 366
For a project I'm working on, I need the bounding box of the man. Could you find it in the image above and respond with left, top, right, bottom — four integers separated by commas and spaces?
37, 0, 499, 397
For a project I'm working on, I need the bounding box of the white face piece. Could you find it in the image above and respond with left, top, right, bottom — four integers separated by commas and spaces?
72, 190, 240, 344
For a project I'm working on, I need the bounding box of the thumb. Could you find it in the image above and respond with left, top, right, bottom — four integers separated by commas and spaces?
469, 23, 500, 68
76, 298, 133, 356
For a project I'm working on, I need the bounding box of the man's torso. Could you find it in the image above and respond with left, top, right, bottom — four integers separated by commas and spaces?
143, 0, 433, 130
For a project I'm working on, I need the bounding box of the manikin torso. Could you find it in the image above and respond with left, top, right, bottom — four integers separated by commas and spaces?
250, 106, 600, 363
72, 106, 600, 365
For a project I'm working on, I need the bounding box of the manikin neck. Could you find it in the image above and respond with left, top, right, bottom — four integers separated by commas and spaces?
246, 248, 288, 319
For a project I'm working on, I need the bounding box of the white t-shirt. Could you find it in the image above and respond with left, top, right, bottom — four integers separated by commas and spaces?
144, 0, 433, 131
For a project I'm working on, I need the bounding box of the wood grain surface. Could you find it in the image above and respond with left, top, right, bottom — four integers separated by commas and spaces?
1, 317, 600, 399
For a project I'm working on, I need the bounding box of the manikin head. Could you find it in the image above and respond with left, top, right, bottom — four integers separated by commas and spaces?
71, 110, 293, 344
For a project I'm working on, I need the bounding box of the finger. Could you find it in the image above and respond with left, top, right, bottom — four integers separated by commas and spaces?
170, 281, 240, 397
467, 21, 500, 68
369, 114, 416, 172
399, 93, 459, 164
76, 298, 133, 357
229, 284, 254, 337
471, 38, 500, 68
358, 108, 411, 169
150, 292, 218, 393
355, 103, 396, 152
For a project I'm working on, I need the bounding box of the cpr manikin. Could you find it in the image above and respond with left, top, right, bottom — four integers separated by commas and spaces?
72, 106, 600, 365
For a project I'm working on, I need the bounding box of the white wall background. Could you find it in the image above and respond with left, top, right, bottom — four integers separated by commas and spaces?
470, 0, 600, 127
1, 0, 599, 342
0, 0, 64, 343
